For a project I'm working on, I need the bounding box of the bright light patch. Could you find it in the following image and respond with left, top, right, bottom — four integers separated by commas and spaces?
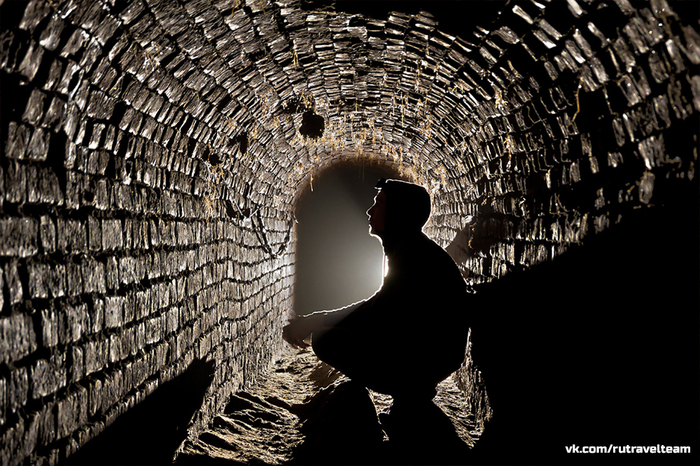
294, 164, 398, 314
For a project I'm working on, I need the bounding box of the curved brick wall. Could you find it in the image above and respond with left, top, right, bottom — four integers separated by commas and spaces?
0, 0, 698, 464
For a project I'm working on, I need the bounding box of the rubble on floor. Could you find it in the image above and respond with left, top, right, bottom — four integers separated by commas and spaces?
175, 347, 481, 465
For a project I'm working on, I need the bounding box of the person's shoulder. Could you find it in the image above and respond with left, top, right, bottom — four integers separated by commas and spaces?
408, 234, 460, 270
420, 234, 455, 258
395, 233, 455, 262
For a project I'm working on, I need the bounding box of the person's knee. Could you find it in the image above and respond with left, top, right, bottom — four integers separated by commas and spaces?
310, 333, 328, 360
311, 331, 342, 367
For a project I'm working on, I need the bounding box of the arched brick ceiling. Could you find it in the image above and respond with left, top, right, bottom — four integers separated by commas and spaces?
6, 0, 699, 278
112, 0, 501, 196
16, 0, 522, 205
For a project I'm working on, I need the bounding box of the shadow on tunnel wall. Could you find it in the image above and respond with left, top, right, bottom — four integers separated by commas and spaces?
63, 359, 215, 466
469, 179, 699, 465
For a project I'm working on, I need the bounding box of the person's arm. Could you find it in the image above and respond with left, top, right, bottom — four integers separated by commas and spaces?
282, 300, 366, 348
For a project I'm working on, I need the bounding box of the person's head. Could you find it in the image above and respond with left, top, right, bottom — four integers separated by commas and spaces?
366, 178, 431, 240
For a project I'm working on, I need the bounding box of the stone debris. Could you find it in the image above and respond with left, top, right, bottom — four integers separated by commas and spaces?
175, 347, 480, 465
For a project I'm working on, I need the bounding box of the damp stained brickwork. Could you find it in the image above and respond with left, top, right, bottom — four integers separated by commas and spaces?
0, 0, 698, 464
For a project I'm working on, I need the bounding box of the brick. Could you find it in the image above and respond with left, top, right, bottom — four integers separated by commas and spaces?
31, 354, 66, 399
120, 327, 134, 361
56, 386, 88, 438
154, 341, 169, 369
22, 89, 46, 125
94, 178, 112, 211
123, 292, 136, 324
134, 322, 146, 354
87, 377, 102, 417
101, 219, 123, 251
62, 100, 83, 143
132, 219, 149, 249
46, 264, 66, 298
19, 0, 52, 33
108, 333, 123, 363
26, 261, 50, 300
104, 296, 123, 329
72, 80, 91, 114
64, 303, 88, 343
76, 146, 109, 175
118, 256, 137, 285
87, 216, 101, 252
66, 140, 86, 171
28, 261, 66, 299
101, 369, 124, 415
90, 57, 112, 88
41, 57, 63, 93
39, 305, 60, 348
83, 339, 106, 376
105, 256, 119, 290
112, 183, 134, 211
122, 218, 133, 248
9, 366, 29, 414
154, 281, 171, 309
145, 314, 164, 345
26, 127, 50, 161
38, 15, 65, 52
23, 401, 55, 453
81, 259, 106, 294
65, 170, 86, 210
65, 261, 83, 296
0, 376, 6, 427
26, 165, 62, 205
90, 298, 104, 334
42, 95, 66, 130
86, 89, 113, 120
0, 313, 36, 364
86, 122, 103, 151
0, 415, 24, 464
69, 345, 84, 383
56, 218, 87, 253
39, 216, 56, 253
148, 252, 162, 280
5, 122, 31, 160
165, 306, 179, 335
0, 217, 39, 257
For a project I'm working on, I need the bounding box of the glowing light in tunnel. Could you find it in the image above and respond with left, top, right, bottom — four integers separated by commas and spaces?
294, 163, 400, 315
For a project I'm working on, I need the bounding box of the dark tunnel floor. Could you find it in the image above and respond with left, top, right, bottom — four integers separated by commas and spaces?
174, 347, 480, 465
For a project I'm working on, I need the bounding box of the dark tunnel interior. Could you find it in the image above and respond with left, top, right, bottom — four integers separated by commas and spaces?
0, 0, 698, 464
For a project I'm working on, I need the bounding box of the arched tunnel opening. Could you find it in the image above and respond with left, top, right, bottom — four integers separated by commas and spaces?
294, 161, 401, 316
0, 0, 698, 465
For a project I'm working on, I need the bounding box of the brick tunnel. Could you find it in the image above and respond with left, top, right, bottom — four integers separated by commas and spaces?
0, 0, 699, 464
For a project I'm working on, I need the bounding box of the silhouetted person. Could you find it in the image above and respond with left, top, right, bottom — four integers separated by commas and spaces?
284, 179, 470, 407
